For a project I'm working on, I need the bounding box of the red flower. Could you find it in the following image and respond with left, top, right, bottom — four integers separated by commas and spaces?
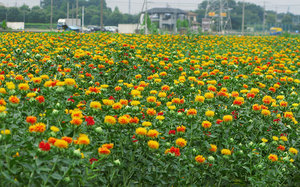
170, 146, 180, 156
36, 96, 45, 103
89, 158, 98, 164
168, 130, 176, 135
157, 112, 164, 116
216, 119, 223, 124
39, 141, 51, 151
85, 116, 95, 126
109, 96, 115, 100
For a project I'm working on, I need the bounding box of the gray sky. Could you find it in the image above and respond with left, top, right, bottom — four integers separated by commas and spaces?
1, 0, 300, 15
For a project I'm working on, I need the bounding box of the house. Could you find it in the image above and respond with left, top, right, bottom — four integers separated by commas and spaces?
146, 8, 187, 32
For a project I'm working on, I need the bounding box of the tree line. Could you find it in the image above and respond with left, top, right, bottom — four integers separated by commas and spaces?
0, 0, 299, 31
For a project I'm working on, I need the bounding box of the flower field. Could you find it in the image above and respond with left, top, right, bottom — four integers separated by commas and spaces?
0, 32, 299, 186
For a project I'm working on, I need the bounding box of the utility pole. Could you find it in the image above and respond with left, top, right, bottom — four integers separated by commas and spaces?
100, 0, 104, 30
82, 6, 84, 32
129, 0, 131, 14
220, 0, 223, 34
263, 1, 265, 34
67, 0, 69, 19
145, 0, 148, 35
50, 0, 53, 31
76, 0, 78, 26
242, 0, 245, 35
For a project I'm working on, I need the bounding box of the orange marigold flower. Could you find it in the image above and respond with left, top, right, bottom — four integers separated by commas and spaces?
9, 95, 20, 104
195, 155, 205, 163
209, 144, 217, 152
147, 129, 159, 138
176, 125, 186, 133
62, 137, 73, 144
252, 104, 261, 111
187, 108, 197, 116
268, 154, 278, 162
118, 115, 130, 124
26, 116, 37, 124
48, 137, 57, 145
262, 96, 273, 105
98, 147, 110, 155
102, 143, 114, 149
202, 121, 212, 128
70, 118, 83, 126
146, 108, 156, 116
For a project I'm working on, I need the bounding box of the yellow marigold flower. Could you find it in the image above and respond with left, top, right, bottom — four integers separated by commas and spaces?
283, 112, 293, 119
1, 129, 10, 135
204, 92, 214, 99
131, 100, 140, 106
195, 95, 205, 102
261, 109, 271, 116
268, 154, 278, 162
142, 121, 152, 127
261, 138, 268, 143
273, 136, 279, 141
90, 101, 101, 109
50, 126, 59, 132
176, 138, 187, 147
209, 144, 217, 152
18, 83, 30, 91
32, 77, 42, 84
195, 155, 205, 163
136, 127, 147, 136
0, 88, 7, 94
158, 92, 166, 98
147, 129, 159, 138
202, 121, 212, 128
289, 148, 298, 155
221, 149, 231, 155
205, 110, 215, 117
6, 82, 15, 90
131, 90, 141, 97
54, 139, 69, 148
26, 92, 36, 98
156, 116, 165, 120
102, 99, 114, 106
276, 95, 285, 100
146, 96, 157, 103
112, 102, 122, 110
223, 115, 233, 122
280, 136, 288, 141
148, 140, 159, 149
64, 78, 76, 86
0, 106, 5, 112
102, 143, 114, 149
104, 116, 116, 125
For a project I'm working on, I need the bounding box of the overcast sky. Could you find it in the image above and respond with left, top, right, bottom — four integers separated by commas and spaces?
1, 0, 300, 15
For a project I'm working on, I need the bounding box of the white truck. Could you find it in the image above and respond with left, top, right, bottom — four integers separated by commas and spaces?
57, 19, 81, 30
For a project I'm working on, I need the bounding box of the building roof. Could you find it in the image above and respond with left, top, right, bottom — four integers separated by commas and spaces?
146, 8, 187, 14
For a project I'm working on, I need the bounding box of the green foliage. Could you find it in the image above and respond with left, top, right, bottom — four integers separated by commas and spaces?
2, 20, 7, 29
